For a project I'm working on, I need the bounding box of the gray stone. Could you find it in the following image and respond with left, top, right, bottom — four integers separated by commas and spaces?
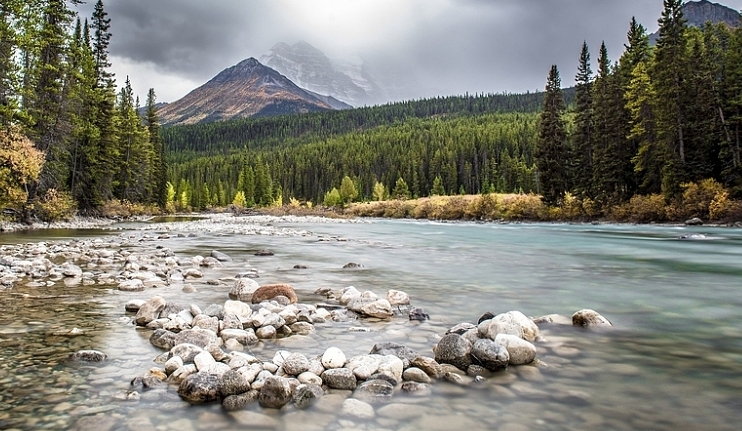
164, 356, 184, 376
411, 356, 442, 379
258, 376, 292, 409
408, 307, 430, 321
229, 278, 260, 302
341, 398, 374, 419
321, 368, 357, 390
134, 296, 167, 326
377, 355, 404, 383
433, 333, 472, 371
447, 322, 477, 335
292, 383, 324, 409
178, 372, 221, 404
346, 355, 382, 380
69, 350, 106, 362
297, 372, 322, 386
572, 309, 612, 327
402, 367, 431, 383
170, 343, 204, 363
471, 338, 510, 371
495, 333, 537, 365
193, 351, 216, 372
150, 328, 177, 350
289, 322, 315, 335
220, 368, 252, 397
160, 301, 185, 318
174, 327, 218, 348
222, 390, 259, 411
400, 381, 431, 396
255, 325, 276, 339
355, 379, 394, 402
220, 328, 257, 346
282, 353, 310, 376
386, 289, 410, 306
210, 250, 232, 262
369, 342, 418, 368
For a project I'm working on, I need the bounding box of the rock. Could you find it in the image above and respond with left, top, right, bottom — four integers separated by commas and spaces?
150, 329, 177, 350
297, 372, 322, 386
169, 364, 198, 384
174, 328, 218, 348
377, 355, 404, 383
321, 368, 357, 390
178, 372, 222, 404
355, 379, 394, 401
202, 304, 225, 318
254, 249, 274, 256
467, 365, 488, 377
479, 310, 540, 342
346, 355, 382, 380
572, 309, 612, 327
182, 284, 197, 293
125, 299, 146, 312
134, 296, 167, 326
220, 328, 257, 346
685, 217, 704, 226
339, 286, 361, 305
229, 278, 260, 302
322, 347, 346, 369
222, 390, 259, 411
343, 262, 362, 269
183, 268, 203, 279
471, 338, 510, 371
341, 398, 374, 419
293, 264, 308, 269
400, 381, 431, 396
386, 289, 410, 306
258, 376, 292, 409
369, 342, 418, 368
433, 333, 472, 371
495, 334, 537, 365
251, 284, 298, 304
532, 314, 572, 325
408, 307, 430, 321
112, 390, 140, 402
118, 279, 144, 292
282, 353, 311, 376
170, 343, 204, 363
478, 311, 496, 324
289, 322, 314, 335
447, 322, 477, 335
255, 325, 276, 339
292, 383, 324, 409
191, 314, 219, 333
411, 356, 443, 379
402, 367, 431, 384
194, 351, 217, 372
220, 369, 252, 397
224, 300, 252, 320
69, 350, 106, 362
164, 356, 184, 376
210, 250, 232, 262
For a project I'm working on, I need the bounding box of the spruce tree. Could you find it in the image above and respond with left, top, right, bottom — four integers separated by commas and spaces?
572, 41, 594, 197
146, 88, 167, 207
535, 65, 568, 205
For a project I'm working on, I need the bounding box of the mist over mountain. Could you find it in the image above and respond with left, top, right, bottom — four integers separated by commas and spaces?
157, 58, 348, 125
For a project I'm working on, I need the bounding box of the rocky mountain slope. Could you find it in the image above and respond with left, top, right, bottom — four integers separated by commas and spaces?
650, 0, 740, 43
157, 58, 349, 126
260, 41, 388, 107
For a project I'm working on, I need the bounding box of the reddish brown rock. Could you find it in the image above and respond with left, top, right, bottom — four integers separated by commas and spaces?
251, 284, 298, 304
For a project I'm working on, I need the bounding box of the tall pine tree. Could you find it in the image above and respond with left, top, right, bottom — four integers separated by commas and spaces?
536, 65, 568, 205
572, 41, 594, 197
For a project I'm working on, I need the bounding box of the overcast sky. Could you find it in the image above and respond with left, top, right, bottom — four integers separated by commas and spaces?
73, 0, 742, 104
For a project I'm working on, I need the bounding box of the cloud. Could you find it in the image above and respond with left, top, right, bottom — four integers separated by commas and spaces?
73, 0, 742, 102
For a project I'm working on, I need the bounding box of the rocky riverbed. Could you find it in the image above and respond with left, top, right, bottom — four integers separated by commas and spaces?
0, 214, 618, 430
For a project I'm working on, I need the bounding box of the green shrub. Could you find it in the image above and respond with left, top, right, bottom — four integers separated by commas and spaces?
626, 194, 667, 223
501, 194, 546, 220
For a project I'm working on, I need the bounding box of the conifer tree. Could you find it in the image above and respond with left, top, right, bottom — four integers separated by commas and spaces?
146, 88, 167, 207
572, 41, 594, 197
535, 65, 568, 205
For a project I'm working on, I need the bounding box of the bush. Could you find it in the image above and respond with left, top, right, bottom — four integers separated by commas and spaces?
323, 188, 341, 207
466, 194, 501, 220
626, 194, 667, 223
35, 189, 76, 222
501, 194, 546, 220
100, 199, 154, 218
681, 179, 725, 220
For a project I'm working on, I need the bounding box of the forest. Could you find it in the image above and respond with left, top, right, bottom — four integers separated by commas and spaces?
0, 0, 165, 221
3, 0, 742, 223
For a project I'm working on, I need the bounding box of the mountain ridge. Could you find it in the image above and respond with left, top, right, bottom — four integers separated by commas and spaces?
157, 58, 348, 126
649, 0, 740, 43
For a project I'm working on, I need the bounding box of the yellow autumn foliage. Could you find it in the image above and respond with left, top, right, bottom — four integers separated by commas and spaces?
0, 127, 44, 207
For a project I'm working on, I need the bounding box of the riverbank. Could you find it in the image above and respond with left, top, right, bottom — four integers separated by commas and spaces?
0, 216, 120, 233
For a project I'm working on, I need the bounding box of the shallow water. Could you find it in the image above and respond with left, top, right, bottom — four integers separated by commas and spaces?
1, 218, 741, 430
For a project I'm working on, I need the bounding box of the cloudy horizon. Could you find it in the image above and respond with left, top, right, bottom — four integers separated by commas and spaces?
74, 0, 742, 104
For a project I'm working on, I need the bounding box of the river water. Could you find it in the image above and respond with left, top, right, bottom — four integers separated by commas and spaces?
1, 217, 741, 430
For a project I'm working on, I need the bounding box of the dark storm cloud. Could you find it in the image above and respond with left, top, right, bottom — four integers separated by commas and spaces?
76, 0, 742, 102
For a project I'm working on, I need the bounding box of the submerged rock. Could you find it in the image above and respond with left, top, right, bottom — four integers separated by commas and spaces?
229, 278, 260, 302
258, 376, 292, 409
69, 350, 107, 363
178, 372, 222, 404
572, 309, 612, 327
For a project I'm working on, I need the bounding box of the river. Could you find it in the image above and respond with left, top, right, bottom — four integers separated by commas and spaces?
1, 217, 741, 430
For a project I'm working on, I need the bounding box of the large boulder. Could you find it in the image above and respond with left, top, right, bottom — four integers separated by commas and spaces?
251, 284, 298, 304
134, 296, 167, 326
178, 372, 222, 404
258, 376, 292, 409
572, 309, 612, 327
495, 334, 537, 365
471, 338, 509, 371
229, 278, 260, 302
386, 289, 410, 306
478, 310, 540, 342
433, 333, 472, 371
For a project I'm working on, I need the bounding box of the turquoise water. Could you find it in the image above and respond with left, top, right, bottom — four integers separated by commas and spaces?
1, 219, 741, 430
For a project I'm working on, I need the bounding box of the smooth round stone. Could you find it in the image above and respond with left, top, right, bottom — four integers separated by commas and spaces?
177, 373, 221, 404
322, 347, 346, 369
572, 309, 612, 327
433, 334, 472, 371
495, 334, 537, 365
292, 383, 324, 409
472, 338, 509, 371
69, 350, 107, 362
355, 379, 394, 401
282, 353, 310, 376
297, 372, 322, 386
400, 381, 431, 396
125, 299, 146, 312
402, 367, 431, 384
377, 403, 429, 420
341, 398, 375, 419
229, 410, 280, 427
256, 325, 276, 339
222, 390, 260, 411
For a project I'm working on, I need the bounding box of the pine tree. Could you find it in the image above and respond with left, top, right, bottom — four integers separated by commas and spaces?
431, 175, 445, 196
146, 88, 167, 207
339, 175, 358, 205
626, 62, 661, 194
572, 41, 594, 197
392, 177, 411, 199
653, 0, 689, 197
535, 65, 568, 205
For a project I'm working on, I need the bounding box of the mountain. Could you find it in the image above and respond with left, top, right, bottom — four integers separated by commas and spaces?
260, 41, 387, 107
649, 1, 740, 43
157, 58, 348, 126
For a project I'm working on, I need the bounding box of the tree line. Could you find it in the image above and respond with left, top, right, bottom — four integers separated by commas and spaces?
537, 0, 742, 213
0, 0, 165, 220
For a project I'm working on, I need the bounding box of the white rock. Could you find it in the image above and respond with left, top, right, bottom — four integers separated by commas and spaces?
495, 333, 537, 365
377, 355, 404, 382
224, 300, 253, 319
386, 289, 410, 306
194, 351, 217, 372
118, 279, 144, 292
339, 286, 361, 305
342, 398, 375, 419
322, 347, 346, 369
297, 372, 322, 386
